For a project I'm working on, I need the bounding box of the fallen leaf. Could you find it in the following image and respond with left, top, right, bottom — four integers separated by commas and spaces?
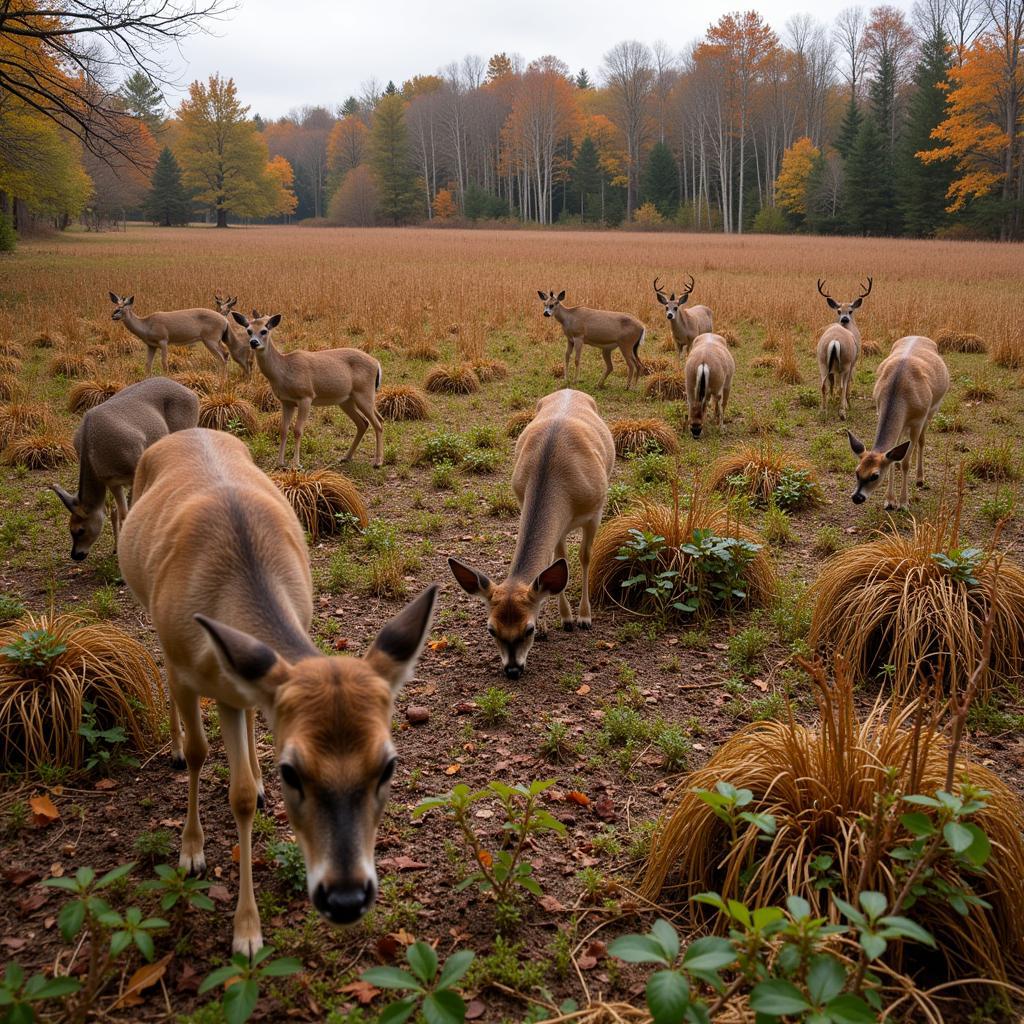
566, 790, 590, 807
175, 962, 201, 994
466, 999, 486, 1020
231, 844, 240, 863
18, 891, 47, 915
593, 796, 616, 822
427, 638, 449, 652
378, 856, 429, 872
578, 955, 598, 970
339, 980, 380, 1005
375, 934, 401, 961
539, 894, 565, 913
477, 850, 493, 869
49, 864, 64, 878
576, 684, 591, 695
586, 940, 608, 959
473, 808, 494, 819
208, 884, 231, 903
114, 954, 172, 1008
1, 937, 27, 951
3, 868, 36, 887
159, 819, 183, 828
94, 778, 117, 791
752, 677, 769, 692
333, 637, 350, 651
30, 794, 60, 827
444, 764, 461, 775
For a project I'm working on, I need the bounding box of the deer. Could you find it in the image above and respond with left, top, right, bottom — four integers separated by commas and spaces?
653, 276, 713, 363
108, 293, 231, 375
213, 295, 255, 378
448, 388, 614, 680
118, 427, 438, 956
684, 333, 735, 438
848, 336, 949, 510
815, 278, 871, 420
537, 290, 646, 389
230, 311, 384, 469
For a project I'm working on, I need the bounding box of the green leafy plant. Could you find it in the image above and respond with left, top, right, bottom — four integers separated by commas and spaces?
0, 629, 67, 668
773, 468, 818, 511
268, 841, 307, 895
616, 529, 698, 618
79, 700, 137, 774
476, 686, 513, 725
681, 530, 763, 610
0, 962, 80, 1024
930, 547, 984, 587
199, 947, 301, 1024
139, 863, 215, 915
360, 941, 474, 1024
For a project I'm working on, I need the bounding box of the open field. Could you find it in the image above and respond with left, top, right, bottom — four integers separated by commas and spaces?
1, 226, 1023, 1022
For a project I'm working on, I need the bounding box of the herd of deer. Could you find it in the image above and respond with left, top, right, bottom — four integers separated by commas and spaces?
43, 279, 951, 954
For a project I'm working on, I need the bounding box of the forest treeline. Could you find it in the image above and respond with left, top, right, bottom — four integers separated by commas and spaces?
2, 0, 1023, 243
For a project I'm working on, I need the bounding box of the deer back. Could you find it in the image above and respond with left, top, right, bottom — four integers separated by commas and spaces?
873, 337, 949, 432
817, 325, 859, 370
685, 334, 734, 395
561, 305, 644, 346
144, 308, 228, 345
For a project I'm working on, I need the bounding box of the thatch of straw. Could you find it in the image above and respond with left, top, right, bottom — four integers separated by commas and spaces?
270, 469, 369, 540
609, 418, 679, 457
707, 442, 822, 509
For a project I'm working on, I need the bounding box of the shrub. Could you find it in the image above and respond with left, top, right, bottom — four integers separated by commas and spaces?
405, 339, 441, 361
643, 371, 688, 401
0, 212, 16, 252
171, 371, 220, 396
936, 329, 986, 353
198, 392, 259, 435
66, 379, 124, 413
463, 448, 500, 474
989, 329, 1024, 369
3, 431, 76, 469
416, 430, 467, 465
708, 442, 822, 510
0, 402, 49, 447
48, 352, 96, 379
960, 375, 996, 402
609, 417, 679, 457
375, 384, 430, 421
968, 441, 1019, 481
270, 469, 368, 540
0, 373, 23, 402
424, 364, 480, 395
505, 410, 534, 438
0, 612, 161, 771
0, 354, 21, 375
468, 358, 509, 382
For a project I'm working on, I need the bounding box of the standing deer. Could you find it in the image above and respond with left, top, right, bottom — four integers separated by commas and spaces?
538, 290, 646, 389
448, 389, 614, 679
108, 293, 230, 375
815, 278, 871, 420
684, 333, 735, 438
848, 336, 949, 510
653, 276, 713, 363
118, 428, 437, 955
230, 311, 384, 469
213, 295, 254, 378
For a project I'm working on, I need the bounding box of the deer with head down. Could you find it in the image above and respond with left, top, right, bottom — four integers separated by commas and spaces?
213, 295, 254, 378
653, 276, 713, 363
815, 277, 871, 420
684, 333, 735, 438
118, 427, 438, 956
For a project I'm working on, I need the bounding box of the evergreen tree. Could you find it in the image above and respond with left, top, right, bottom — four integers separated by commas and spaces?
119, 71, 165, 131
144, 147, 190, 226
640, 141, 679, 216
384, 80, 398, 95
576, 68, 592, 89
341, 96, 361, 117
253, 113, 265, 132
897, 24, 954, 236
845, 117, 890, 234
370, 92, 419, 224
570, 136, 602, 219
835, 96, 862, 160
866, 53, 901, 233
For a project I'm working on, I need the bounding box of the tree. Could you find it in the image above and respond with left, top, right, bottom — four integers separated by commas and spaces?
144, 147, 190, 225
570, 135, 602, 219
327, 116, 369, 194
640, 141, 678, 216
845, 115, 890, 233
602, 40, 654, 218
486, 53, 514, 82
327, 165, 378, 226
176, 74, 280, 226
120, 72, 166, 132
576, 68, 592, 89
776, 137, 821, 220
370, 92, 419, 224
835, 96, 863, 158
340, 96, 361, 117
432, 188, 456, 218
264, 155, 298, 219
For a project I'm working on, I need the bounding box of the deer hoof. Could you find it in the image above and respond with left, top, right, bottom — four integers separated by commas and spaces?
577, 618, 593, 630
232, 925, 264, 961
562, 620, 575, 632
170, 752, 186, 771
256, 788, 265, 812
884, 500, 896, 511
179, 849, 206, 877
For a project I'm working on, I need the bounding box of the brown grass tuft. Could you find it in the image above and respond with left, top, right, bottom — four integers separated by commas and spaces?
860, 338, 881, 356
468, 358, 510, 382
0, 355, 21, 375
708, 441, 822, 509
198, 392, 259, 435
961, 375, 997, 402
638, 355, 676, 375
406, 339, 441, 361
0, 341, 24, 360
270, 469, 368, 540
989, 329, 1024, 369
425, 364, 480, 395
0, 374, 23, 402
48, 352, 96, 379
31, 330, 62, 349
609, 417, 679, 457
66, 379, 124, 413
172, 371, 220, 396
936, 329, 987, 353
720, 331, 740, 348
506, 409, 534, 438
248, 380, 280, 412
751, 354, 778, 370
643, 371, 688, 401
0, 612, 161, 772
376, 384, 431, 421
775, 337, 802, 384
2, 432, 76, 469
0, 403, 51, 447
550, 361, 565, 379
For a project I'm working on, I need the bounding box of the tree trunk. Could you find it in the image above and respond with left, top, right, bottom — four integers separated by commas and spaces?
216, 207, 228, 228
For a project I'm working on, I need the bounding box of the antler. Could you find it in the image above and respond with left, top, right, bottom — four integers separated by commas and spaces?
653, 276, 664, 295
680, 274, 695, 298
858, 277, 873, 300
816, 278, 835, 302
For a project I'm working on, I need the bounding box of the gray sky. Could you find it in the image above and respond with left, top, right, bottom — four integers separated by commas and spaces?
168, 0, 914, 119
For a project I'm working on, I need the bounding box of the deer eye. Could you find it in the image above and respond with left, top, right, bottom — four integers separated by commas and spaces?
487, 625, 496, 637
279, 763, 303, 796
870, 472, 880, 482
524, 625, 536, 637
379, 757, 397, 789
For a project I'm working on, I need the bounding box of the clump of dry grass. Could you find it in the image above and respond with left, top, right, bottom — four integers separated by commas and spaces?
0, 374, 23, 402
172, 371, 220, 396
376, 385, 430, 421
638, 355, 676, 375
0, 355, 21, 375
248, 380, 279, 412
643, 371, 688, 401
48, 352, 96, 379
468, 358, 509, 382
936, 329, 987, 353
31, 330, 62, 349
639, 663, 1024, 988
775, 337, 802, 383
860, 338, 881, 356
198, 392, 259, 435
506, 410, 534, 438
425, 364, 480, 395
968, 442, 1020, 481
708, 441, 822, 509
550, 361, 565, 379
961, 375, 997, 402
0, 402, 49, 447
3, 432, 76, 469
105, 334, 137, 357
808, 508, 1024, 699
0, 612, 161, 772
609, 417, 679, 457
406, 339, 441, 361
989, 329, 1024, 369
751, 354, 778, 370
270, 469, 368, 540
0, 341, 24, 360
590, 483, 776, 614
720, 331, 740, 348
66, 379, 124, 413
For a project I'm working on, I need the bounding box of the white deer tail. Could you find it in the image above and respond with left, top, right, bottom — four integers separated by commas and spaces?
697, 363, 709, 402
827, 339, 840, 374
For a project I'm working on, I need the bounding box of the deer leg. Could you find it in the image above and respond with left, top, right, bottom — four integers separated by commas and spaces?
110, 485, 128, 552
598, 347, 614, 388
290, 399, 312, 469
219, 703, 263, 958
339, 398, 369, 463
245, 708, 265, 809
349, 392, 384, 468
898, 448, 911, 510
563, 341, 572, 388
277, 404, 295, 468
554, 536, 574, 629
167, 696, 184, 770
820, 373, 828, 414
202, 335, 229, 375
159, 341, 169, 374
915, 429, 927, 488
884, 464, 897, 510
175, 683, 208, 875
577, 515, 599, 629
145, 345, 157, 375
839, 372, 850, 421
573, 339, 584, 387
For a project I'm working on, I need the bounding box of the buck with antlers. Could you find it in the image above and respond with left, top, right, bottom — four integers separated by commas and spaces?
538, 290, 646, 389
109, 293, 231, 375
653, 276, 713, 363
230, 311, 384, 469
848, 335, 949, 510
815, 278, 871, 420
213, 295, 255, 378
448, 389, 614, 679
118, 428, 438, 955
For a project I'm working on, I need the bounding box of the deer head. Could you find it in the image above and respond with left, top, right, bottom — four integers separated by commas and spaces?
214, 295, 238, 315
537, 289, 566, 317
108, 292, 134, 321
231, 310, 281, 351
817, 278, 872, 329
51, 483, 104, 560
653, 275, 695, 321
847, 430, 910, 504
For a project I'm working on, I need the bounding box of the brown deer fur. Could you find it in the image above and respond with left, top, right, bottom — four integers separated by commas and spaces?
815, 278, 871, 420
653, 276, 713, 362
684, 333, 735, 438
213, 295, 254, 378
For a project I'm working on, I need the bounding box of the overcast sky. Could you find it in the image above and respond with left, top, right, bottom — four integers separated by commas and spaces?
167, 0, 915, 119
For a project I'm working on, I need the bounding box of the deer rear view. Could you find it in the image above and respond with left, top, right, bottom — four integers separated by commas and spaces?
653, 276, 713, 363
118, 428, 437, 955
684, 333, 735, 438
815, 278, 871, 420
448, 389, 614, 679
848, 336, 949, 510
231, 311, 384, 468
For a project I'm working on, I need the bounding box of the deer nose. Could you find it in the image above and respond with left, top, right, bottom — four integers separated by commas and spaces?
543, 310, 551, 317
505, 664, 523, 680
249, 339, 259, 349
852, 492, 866, 505
71, 549, 86, 562
667, 312, 674, 319
313, 881, 374, 924
690, 425, 702, 438
840, 316, 850, 325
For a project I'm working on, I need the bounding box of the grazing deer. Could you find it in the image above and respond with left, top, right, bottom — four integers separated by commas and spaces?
230, 311, 384, 469
684, 333, 735, 438
815, 278, 871, 420
51, 378, 199, 561
848, 336, 949, 510
118, 428, 437, 955
213, 296, 254, 378
653, 276, 713, 363
108, 293, 230, 375
538, 290, 646, 389
448, 389, 614, 679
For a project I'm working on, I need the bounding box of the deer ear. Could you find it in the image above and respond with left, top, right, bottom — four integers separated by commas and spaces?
108, 291, 119, 304
50, 483, 78, 513
655, 291, 667, 305
194, 614, 291, 705
125, 295, 134, 306
556, 290, 565, 302
847, 430, 865, 456
826, 297, 839, 310
531, 558, 568, 597
231, 311, 249, 327
885, 440, 911, 463
228, 296, 237, 308
537, 290, 547, 300
851, 296, 863, 309
448, 556, 493, 598
365, 584, 438, 694
266, 313, 282, 330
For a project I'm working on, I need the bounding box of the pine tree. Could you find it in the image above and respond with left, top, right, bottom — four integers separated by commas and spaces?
370, 92, 419, 224
384, 80, 398, 96
119, 71, 165, 131
640, 141, 679, 216
835, 97, 862, 160
341, 96, 361, 117
845, 117, 889, 235
576, 68, 592, 89
144, 147, 190, 226
897, 24, 954, 236
571, 136, 602, 219
866, 53, 901, 233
